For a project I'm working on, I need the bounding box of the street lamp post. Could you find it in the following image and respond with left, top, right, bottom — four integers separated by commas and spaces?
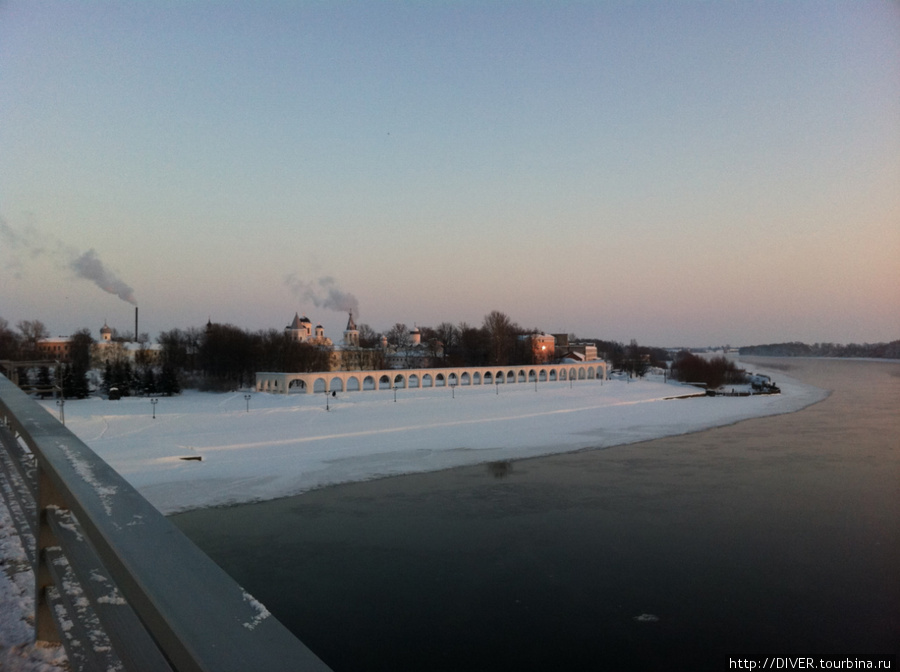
393, 384, 398, 403
151, 398, 158, 419
451, 382, 457, 398
55, 360, 65, 425
244, 394, 251, 412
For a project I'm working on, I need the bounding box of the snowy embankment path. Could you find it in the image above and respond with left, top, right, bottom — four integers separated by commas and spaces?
36, 362, 825, 515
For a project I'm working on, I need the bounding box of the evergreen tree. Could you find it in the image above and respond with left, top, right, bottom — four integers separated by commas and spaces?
108, 360, 135, 397
141, 367, 158, 396
125, 360, 138, 396
37, 366, 53, 399
159, 363, 181, 396
103, 361, 113, 394
64, 362, 90, 399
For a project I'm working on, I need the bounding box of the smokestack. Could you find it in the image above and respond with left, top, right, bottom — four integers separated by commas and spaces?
135, 306, 138, 341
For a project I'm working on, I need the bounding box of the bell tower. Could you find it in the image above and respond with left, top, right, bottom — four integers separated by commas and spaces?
343, 312, 359, 347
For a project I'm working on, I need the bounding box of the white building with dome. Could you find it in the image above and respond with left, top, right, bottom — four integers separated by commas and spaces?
285, 313, 332, 346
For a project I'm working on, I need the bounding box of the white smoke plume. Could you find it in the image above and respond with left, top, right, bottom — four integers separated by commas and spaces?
1, 217, 137, 304
69, 249, 137, 305
285, 274, 359, 316
0, 217, 45, 278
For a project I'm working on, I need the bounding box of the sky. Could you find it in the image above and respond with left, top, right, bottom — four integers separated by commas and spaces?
1, 1, 898, 348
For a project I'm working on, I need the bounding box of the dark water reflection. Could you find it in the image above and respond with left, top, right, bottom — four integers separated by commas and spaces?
172, 358, 899, 671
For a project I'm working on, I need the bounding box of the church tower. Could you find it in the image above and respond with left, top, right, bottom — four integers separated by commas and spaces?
343, 312, 359, 347
286, 313, 312, 342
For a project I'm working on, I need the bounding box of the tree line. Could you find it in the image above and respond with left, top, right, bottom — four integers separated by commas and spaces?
173, 311, 549, 389
2, 312, 675, 396
738, 341, 900, 359
669, 351, 747, 389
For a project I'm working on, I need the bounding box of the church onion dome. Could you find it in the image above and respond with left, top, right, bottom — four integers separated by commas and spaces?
346, 312, 358, 331
100, 323, 112, 334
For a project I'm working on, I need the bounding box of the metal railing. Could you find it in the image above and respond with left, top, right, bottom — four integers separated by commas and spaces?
0, 374, 333, 672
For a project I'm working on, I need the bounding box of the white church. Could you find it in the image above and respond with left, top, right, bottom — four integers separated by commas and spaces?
285, 313, 334, 347
285, 312, 439, 370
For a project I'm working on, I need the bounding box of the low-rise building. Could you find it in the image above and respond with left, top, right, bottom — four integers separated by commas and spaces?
519, 333, 556, 364
36, 337, 72, 362
92, 322, 161, 367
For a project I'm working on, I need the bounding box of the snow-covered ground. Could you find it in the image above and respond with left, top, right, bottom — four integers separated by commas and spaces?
1, 363, 827, 670
42, 365, 823, 515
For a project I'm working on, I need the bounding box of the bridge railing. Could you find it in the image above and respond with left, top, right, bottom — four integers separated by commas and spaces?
0, 373, 333, 672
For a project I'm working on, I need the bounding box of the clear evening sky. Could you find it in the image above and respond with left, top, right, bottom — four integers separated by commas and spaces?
2, 1, 898, 347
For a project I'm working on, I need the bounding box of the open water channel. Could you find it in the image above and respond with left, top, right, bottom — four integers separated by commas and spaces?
171, 358, 899, 670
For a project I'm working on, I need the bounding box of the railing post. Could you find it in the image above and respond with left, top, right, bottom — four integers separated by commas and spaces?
35, 461, 65, 643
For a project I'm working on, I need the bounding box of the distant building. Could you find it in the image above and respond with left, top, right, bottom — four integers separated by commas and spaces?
36, 337, 72, 362
520, 333, 556, 364
92, 322, 161, 367
561, 343, 599, 362
384, 325, 443, 369
330, 312, 386, 371
285, 313, 332, 347
35, 321, 162, 368
552, 333, 570, 350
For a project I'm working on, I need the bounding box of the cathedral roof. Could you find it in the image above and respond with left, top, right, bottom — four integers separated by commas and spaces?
288, 313, 312, 330
345, 312, 358, 331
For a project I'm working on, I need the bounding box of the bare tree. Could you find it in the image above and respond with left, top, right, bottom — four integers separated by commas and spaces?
625, 339, 649, 378
17, 319, 49, 358
0, 317, 21, 360
482, 310, 519, 365
418, 326, 446, 365
357, 323, 380, 348
385, 323, 412, 350
434, 322, 459, 360
455, 321, 488, 366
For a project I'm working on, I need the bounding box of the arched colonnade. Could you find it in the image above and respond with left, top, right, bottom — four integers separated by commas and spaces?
256, 362, 607, 395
